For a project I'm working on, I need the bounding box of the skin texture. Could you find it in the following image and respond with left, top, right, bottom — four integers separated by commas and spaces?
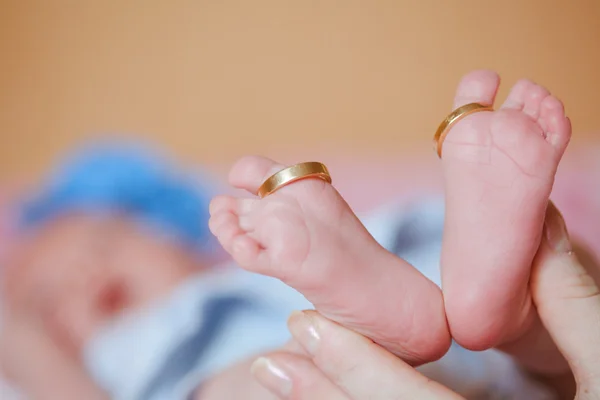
209, 70, 571, 368
440, 71, 571, 352
209, 156, 450, 364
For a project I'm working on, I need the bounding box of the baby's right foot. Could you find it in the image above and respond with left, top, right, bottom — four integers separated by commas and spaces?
209, 156, 450, 364
439, 70, 571, 350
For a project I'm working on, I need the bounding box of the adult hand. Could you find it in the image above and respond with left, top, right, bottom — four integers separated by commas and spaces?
527, 203, 600, 398
250, 203, 600, 399
496, 202, 600, 399
250, 309, 463, 400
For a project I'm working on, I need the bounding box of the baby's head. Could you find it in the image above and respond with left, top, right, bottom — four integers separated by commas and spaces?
2, 142, 217, 355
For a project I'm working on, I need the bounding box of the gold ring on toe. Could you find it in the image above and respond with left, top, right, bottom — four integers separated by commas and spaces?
434, 102, 494, 158
257, 162, 332, 198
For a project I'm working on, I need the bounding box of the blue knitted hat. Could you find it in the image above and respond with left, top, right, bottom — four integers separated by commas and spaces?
19, 141, 215, 253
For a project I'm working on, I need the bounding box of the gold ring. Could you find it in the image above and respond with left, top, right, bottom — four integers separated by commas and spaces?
257, 162, 332, 198
434, 102, 494, 158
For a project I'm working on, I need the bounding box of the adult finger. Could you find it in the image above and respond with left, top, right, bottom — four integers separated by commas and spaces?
285, 310, 463, 400
250, 352, 349, 400
531, 202, 600, 391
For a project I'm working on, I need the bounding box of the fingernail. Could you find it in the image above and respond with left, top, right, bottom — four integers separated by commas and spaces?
287, 310, 320, 356
544, 202, 572, 253
250, 357, 292, 397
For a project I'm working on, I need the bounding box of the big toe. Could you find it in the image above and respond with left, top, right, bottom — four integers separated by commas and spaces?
453, 69, 501, 108
229, 156, 284, 195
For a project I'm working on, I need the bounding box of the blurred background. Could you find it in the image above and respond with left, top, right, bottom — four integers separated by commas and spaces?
1, 0, 599, 184
1, 2, 600, 398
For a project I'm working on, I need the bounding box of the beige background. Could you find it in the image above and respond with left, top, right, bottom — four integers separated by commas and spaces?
1, 0, 599, 181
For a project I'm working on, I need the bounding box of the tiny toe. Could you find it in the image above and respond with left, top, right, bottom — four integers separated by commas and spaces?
235, 199, 260, 232
453, 69, 500, 108
208, 212, 228, 234
217, 223, 245, 250
237, 214, 254, 232
209, 195, 238, 216
209, 211, 241, 240
540, 95, 565, 117
522, 84, 550, 119
502, 79, 534, 110
236, 198, 260, 215
231, 235, 265, 267
540, 96, 571, 151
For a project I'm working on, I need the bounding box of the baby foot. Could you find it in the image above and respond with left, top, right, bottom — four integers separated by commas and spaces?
440, 70, 571, 349
209, 156, 450, 364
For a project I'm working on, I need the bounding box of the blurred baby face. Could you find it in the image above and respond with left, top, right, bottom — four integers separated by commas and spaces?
3, 213, 198, 353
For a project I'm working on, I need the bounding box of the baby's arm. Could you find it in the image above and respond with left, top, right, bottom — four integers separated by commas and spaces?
0, 312, 108, 400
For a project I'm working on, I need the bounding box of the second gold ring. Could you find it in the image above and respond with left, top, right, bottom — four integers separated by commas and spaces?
257, 162, 332, 198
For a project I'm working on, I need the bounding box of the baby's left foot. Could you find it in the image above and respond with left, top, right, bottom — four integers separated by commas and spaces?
439, 71, 572, 351
210, 156, 450, 364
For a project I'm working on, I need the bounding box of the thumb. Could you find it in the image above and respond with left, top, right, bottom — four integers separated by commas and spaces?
531, 202, 600, 390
